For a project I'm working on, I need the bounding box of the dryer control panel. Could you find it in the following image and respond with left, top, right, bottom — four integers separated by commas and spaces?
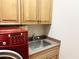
9, 32, 27, 45
0, 27, 28, 47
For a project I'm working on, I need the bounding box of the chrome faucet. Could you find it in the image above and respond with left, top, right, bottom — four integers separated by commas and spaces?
32, 33, 36, 41
32, 33, 40, 41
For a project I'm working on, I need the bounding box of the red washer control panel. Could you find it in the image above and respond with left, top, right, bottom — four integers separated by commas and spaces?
0, 27, 28, 47
9, 33, 25, 45
0, 32, 27, 46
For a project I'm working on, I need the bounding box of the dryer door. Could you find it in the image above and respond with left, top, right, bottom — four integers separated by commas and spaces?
0, 50, 23, 59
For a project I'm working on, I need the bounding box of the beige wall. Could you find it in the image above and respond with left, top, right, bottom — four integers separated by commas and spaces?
48, 0, 79, 59
23, 25, 51, 37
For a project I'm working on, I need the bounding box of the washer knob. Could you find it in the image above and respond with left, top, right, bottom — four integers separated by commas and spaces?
21, 33, 23, 36
2, 42, 7, 46
8, 34, 11, 37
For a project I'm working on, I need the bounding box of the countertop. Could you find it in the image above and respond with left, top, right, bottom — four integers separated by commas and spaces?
29, 37, 60, 56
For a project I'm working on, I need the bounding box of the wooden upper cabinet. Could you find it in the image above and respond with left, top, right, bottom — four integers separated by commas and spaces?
39, 0, 52, 24
0, 0, 52, 24
21, 0, 52, 24
1, 0, 20, 24
22, 0, 37, 24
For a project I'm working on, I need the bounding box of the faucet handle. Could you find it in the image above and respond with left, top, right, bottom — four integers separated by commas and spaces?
32, 33, 36, 40
32, 33, 35, 37
37, 36, 40, 40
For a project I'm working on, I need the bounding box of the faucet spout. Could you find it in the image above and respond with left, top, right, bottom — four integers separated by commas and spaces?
31, 33, 40, 41
32, 33, 36, 41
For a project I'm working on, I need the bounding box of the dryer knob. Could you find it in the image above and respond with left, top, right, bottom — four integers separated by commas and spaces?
2, 42, 7, 46
8, 34, 11, 37
21, 33, 23, 36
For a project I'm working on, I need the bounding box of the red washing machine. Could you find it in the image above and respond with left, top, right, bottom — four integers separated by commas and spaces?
0, 27, 28, 59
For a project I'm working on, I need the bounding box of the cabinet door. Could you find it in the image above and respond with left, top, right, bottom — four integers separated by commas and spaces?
1, 0, 20, 24
51, 56, 57, 59
47, 55, 57, 59
39, 0, 52, 24
29, 55, 58, 59
29, 47, 59, 59
22, 0, 37, 24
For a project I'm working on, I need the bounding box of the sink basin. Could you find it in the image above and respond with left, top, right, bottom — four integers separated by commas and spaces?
29, 40, 51, 51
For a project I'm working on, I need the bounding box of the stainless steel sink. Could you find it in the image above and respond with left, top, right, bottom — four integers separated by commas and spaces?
29, 40, 51, 51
